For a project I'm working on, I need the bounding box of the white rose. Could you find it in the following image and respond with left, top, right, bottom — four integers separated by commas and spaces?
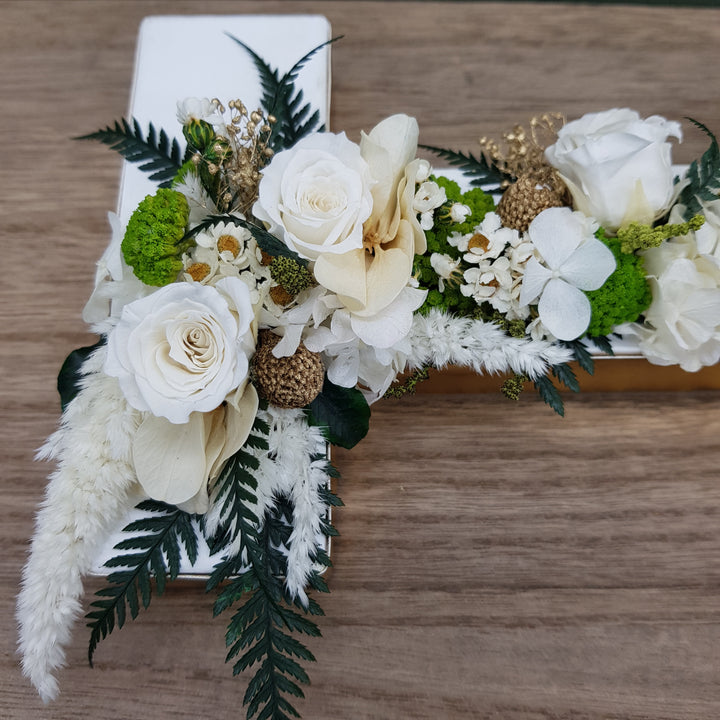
253, 131, 374, 260
313, 114, 428, 319
104, 277, 256, 424
545, 108, 682, 232
621, 236, 720, 371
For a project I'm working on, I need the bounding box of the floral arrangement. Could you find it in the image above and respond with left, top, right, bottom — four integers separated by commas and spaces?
17, 36, 720, 720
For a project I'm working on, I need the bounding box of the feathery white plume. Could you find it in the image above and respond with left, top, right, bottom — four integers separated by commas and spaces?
202, 406, 330, 605
17, 348, 141, 702
407, 308, 573, 379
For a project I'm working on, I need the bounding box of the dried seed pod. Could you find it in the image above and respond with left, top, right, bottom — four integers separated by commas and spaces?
252, 330, 325, 409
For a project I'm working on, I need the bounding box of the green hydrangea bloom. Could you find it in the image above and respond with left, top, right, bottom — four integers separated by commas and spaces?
584, 228, 652, 337
414, 176, 495, 316
121, 188, 192, 286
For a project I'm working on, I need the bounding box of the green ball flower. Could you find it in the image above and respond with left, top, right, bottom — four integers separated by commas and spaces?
585, 229, 652, 337
121, 188, 192, 287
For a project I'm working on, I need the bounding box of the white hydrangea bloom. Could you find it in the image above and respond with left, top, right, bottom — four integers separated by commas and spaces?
519, 207, 616, 341
621, 234, 720, 371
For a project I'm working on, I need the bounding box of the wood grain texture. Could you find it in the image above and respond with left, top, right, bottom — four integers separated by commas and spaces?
2, 1, 720, 718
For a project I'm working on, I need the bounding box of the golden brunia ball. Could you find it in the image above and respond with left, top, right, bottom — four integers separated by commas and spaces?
497, 173, 568, 232
252, 330, 325, 409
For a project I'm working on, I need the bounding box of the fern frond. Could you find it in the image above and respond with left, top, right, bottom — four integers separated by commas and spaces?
228, 36, 342, 152
551, 362, 580, 393
533, 373, 565, 417
76, 119, 184, 187
678, 118, 720, 219
86, 500, 198, 665
587, 335, 615, 356
206, 417, 329, 720
420, 144, 507, 192
561, 339, 595, 376
183, 214, 307, 265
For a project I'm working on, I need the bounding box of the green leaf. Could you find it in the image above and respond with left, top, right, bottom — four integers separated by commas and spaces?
86, 501, 196, 666
420, 144, 507, 192
588, 335, 615, 356
76, 118, 184, 187
228, 35, 343, 151
306, 377, 371, 449
206, 422, 332, 720
561, 340, 594, 376
677, 118, 720, 219
551, 362, 580, 393
57, 339, 104, 411
533, 374, 565, 417
183, 214, 307, 265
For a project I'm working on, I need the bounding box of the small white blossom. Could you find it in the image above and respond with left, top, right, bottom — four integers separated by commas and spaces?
413, 181, 446, 231
176, 97, 224, 126
450, 203, 472, 223
463, 212, 516, 262
414, 158, 432, 183
430, 252, 462, 292
183, 222, 271, 307
461, 256, 513, 312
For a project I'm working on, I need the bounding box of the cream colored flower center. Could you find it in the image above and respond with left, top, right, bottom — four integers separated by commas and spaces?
217, 234, 240, 258
468, 233, 490, 253
179, 324, 216, 369
187, 262, 211, 281
363, 230, 383, 255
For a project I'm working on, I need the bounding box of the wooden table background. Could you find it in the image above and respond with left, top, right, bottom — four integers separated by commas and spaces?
3, 1, 720, 718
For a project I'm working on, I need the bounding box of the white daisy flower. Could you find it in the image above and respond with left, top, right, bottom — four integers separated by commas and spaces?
463, 211, 519, 262
461, 255, 513, 311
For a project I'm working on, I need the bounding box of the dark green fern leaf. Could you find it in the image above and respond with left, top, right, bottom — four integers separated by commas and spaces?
551, 362, 580, 393
420, 144, 507, 192
534, 373, 565, 417
206, 419, 332, 720
228, 35, 342, 152
588, 335, 615, 356
677, 118, 720, 219
86, 500, 198, 666
226, 34, 283, 119
183, 214, 307, 266
562, 340, 595, 376
76, 118, 184, 187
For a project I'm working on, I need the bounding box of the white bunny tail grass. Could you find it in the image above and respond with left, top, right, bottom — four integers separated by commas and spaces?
17, 348, 141, 702
262, 407, 330, 605
407, 309, 574, 380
